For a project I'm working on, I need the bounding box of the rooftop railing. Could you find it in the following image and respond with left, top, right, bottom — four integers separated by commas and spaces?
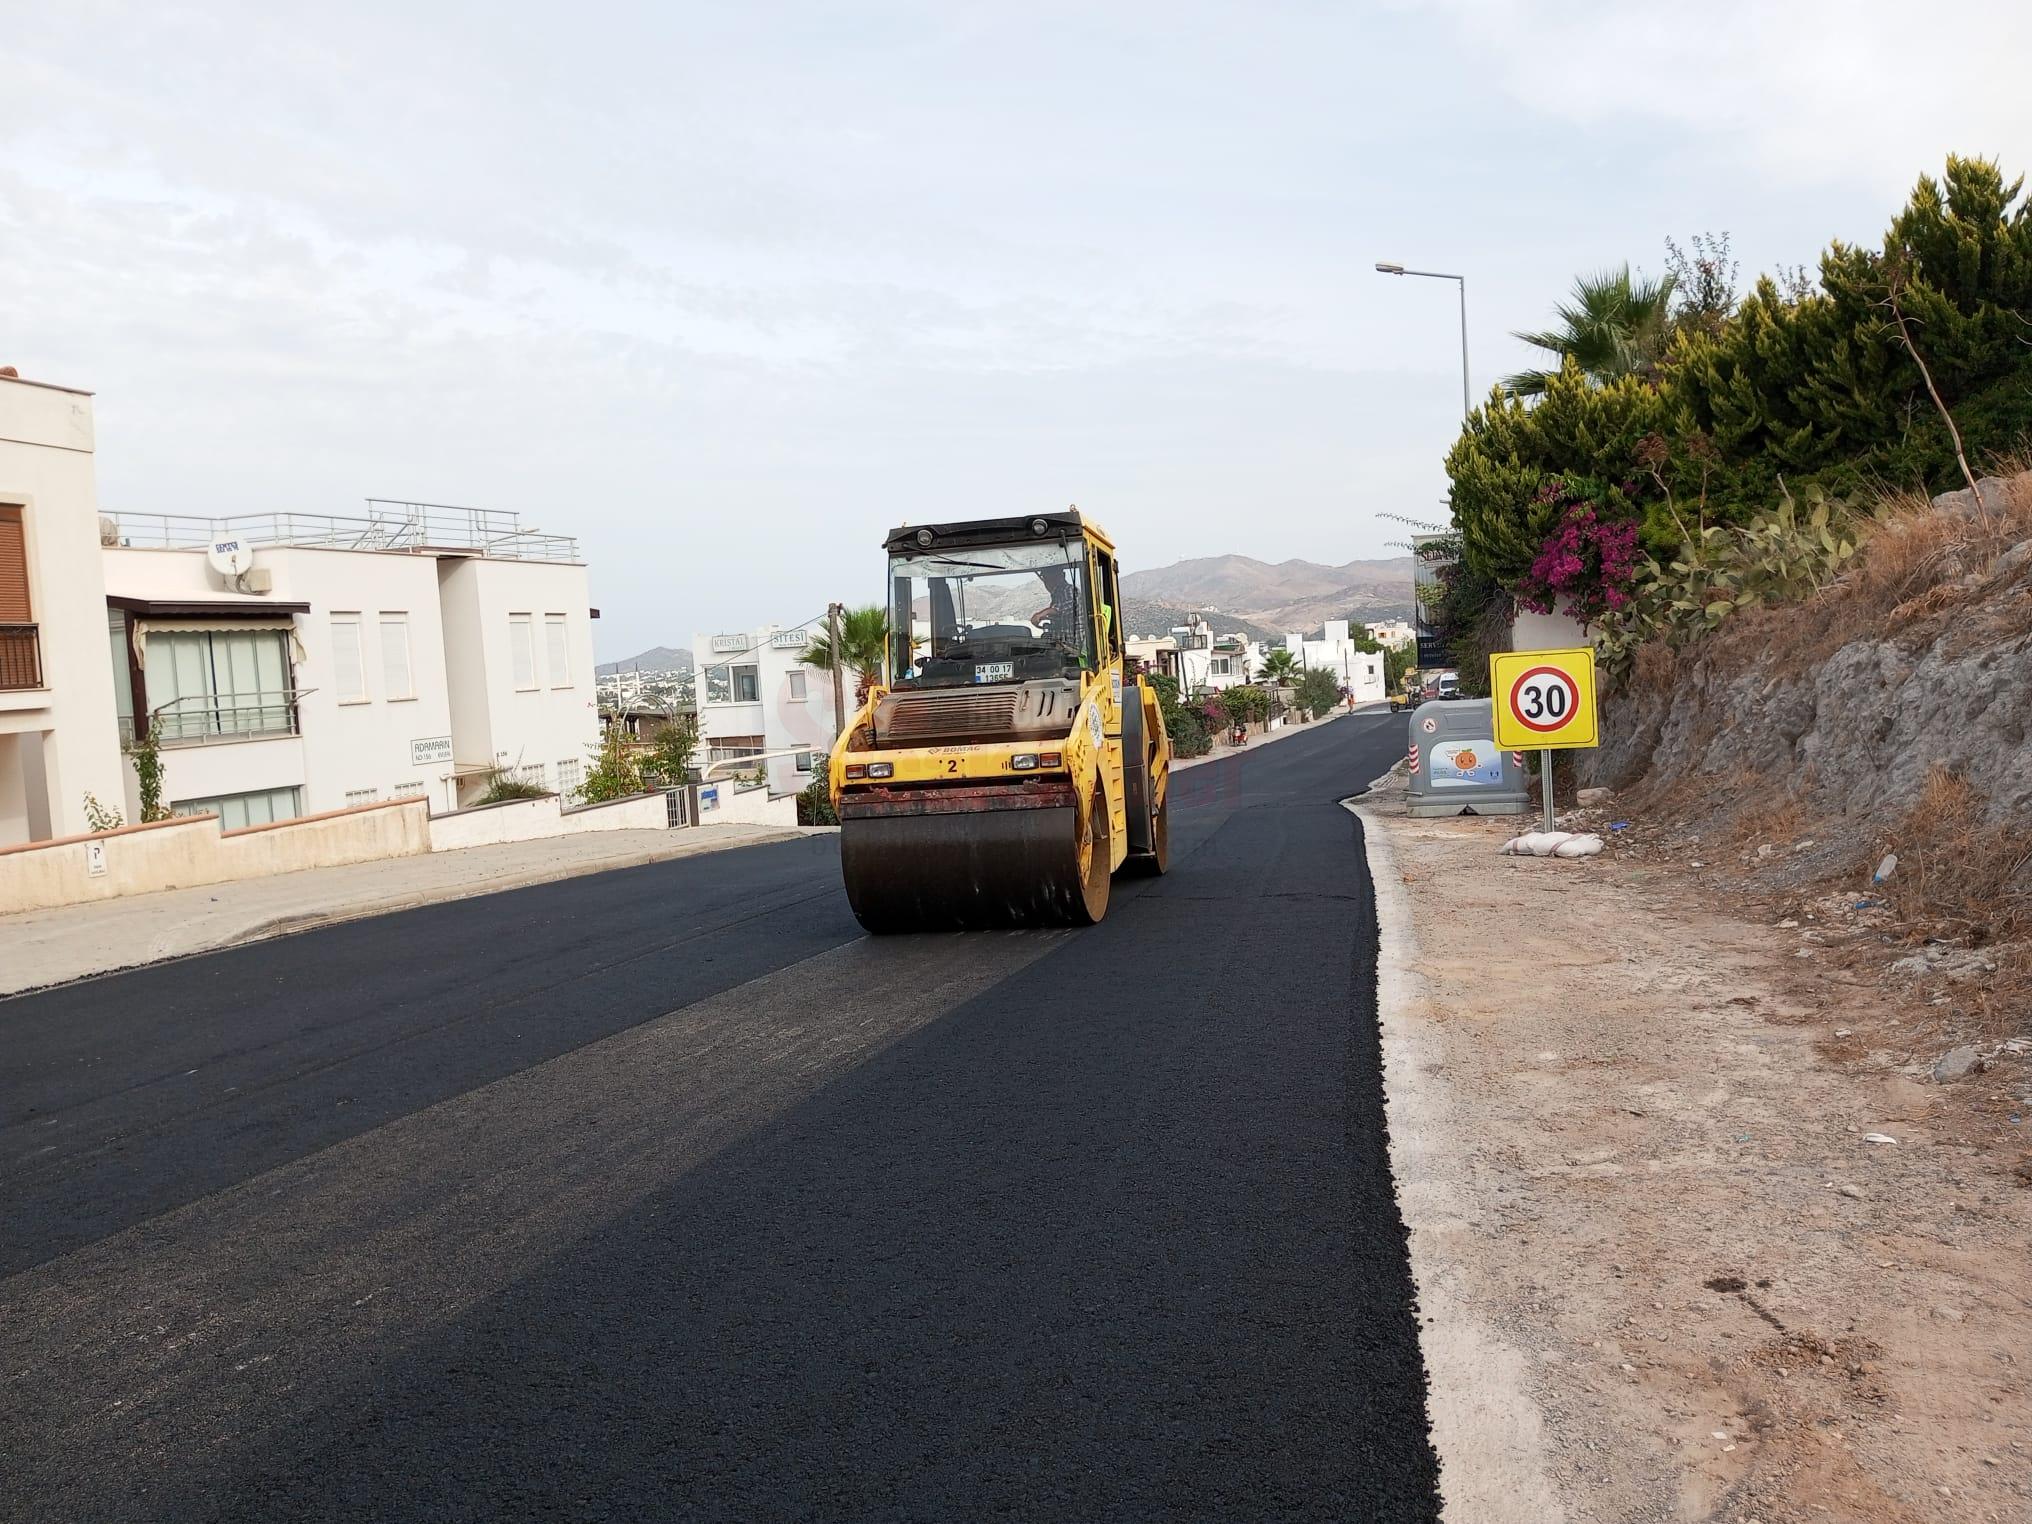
104, 499, 579, 562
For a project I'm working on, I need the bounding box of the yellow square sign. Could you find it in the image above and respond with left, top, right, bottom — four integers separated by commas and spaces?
1489, 647, 1599, 750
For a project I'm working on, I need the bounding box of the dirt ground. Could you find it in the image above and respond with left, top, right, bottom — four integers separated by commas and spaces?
1363, 771, 2032, 1524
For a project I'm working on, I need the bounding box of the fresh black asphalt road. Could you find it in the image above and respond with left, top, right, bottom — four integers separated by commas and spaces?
1, 711, 1438, 1522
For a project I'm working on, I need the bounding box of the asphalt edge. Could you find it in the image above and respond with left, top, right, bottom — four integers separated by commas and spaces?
0, 827, 811, 1003
1345, 790, 1568, 1524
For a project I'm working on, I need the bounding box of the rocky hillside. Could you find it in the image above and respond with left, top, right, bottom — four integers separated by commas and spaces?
1120, 598, 1280, 644
595, 645, 694, 677
1586, 473, 2032, 827
1584, 471, 2032, 1018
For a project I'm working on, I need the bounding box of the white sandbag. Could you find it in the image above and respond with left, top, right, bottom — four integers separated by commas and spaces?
1499, 830, 1603, 858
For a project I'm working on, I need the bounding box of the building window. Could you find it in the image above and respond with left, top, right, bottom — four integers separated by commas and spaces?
147, 628, 296, 740
330, 614, 367, 702
794, 750, 815, 773
108, 610, 135, 737
393, 781, 426, 798
1210, 656, 1230, 676
173, 785, 303, 831
509, 613, 537, 690
704, 662, 760, 704
545, 613, 570, 688
787, 670, 807, 701
345, 786, 381, 807
706, 735, 765, 767
379, 613, 413, 700
557, 758, 582, 800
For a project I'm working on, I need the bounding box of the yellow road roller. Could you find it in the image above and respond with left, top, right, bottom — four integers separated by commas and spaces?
828, 509, 1172, 932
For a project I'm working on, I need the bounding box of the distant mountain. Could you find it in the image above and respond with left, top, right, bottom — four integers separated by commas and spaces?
1122, 553, 1414, 635
595, 644, 694, 677
1121, 597, 1281, 645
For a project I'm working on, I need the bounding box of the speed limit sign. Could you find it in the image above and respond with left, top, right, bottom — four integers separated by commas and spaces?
1489, 647, 1598, 750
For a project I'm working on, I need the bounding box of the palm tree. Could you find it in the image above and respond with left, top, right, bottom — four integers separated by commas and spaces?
1259, 647, 1299, 684
1502, 266, 1678, 397
801, 605, 891, 701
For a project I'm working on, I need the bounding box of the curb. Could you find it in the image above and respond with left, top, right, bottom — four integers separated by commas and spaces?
1346, 791, 1566, 1524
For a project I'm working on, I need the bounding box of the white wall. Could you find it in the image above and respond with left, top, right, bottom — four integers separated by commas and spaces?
1510, 608, 1591, 653
439, 557, 599, 803
0, 797, 431, 914
282, 548, 456, 810
0, 377, 127, 842
694, 778, 799, 827
425, 790, 666, 851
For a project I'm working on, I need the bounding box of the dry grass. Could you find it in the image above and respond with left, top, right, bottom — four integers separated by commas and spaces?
1817, 472, 2032, 644
1877, 765, 2032, 948
1722, 789, 1808, 851
1630, 639, 1678, 692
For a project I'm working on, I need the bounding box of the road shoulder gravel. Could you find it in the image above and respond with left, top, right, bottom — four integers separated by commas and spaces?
1353, 791, 1567, 1524
1357, 767, 2031, 1523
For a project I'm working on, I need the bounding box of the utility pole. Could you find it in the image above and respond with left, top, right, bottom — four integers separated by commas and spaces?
827, 602, 847, 741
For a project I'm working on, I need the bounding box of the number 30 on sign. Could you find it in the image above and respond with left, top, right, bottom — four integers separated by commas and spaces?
1488, 647, 1599, 751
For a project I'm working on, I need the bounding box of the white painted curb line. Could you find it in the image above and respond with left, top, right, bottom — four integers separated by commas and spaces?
1346, 791, 1567, 1524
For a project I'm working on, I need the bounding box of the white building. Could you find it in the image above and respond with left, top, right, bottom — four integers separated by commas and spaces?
0, 373, 129, 842
1364, 619, 1417, 650
102, 503, 600, 822
1281, 620, 1387, 704
1171, 615, 1256, 696
692, 623, 845, 803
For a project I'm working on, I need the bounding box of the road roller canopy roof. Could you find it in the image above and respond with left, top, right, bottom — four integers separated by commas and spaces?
883, 510, 1114, 556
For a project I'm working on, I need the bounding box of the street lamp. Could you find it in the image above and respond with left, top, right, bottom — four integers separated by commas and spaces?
1375, 262, 1470, 421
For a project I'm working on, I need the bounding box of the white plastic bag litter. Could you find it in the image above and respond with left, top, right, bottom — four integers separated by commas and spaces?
1499, 831, 1604, 858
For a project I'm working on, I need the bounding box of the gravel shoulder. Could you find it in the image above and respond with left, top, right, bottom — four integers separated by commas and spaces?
1360, 769, 2031, 1524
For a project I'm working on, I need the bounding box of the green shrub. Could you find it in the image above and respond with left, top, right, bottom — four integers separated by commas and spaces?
1595, 485, 1866, 672
1295, 668, 1340, 716
579, 725, 645, 804
796, 777, 838, 826
1151, 674, 1212, 758
1447, 156, 2032, 619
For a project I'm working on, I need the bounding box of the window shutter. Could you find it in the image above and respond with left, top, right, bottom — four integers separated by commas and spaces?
331, 615, 366, 701
380, 615, 412, 699
510, 615, 535, 688
0, 508, 29, 622
544, 614, 569, 687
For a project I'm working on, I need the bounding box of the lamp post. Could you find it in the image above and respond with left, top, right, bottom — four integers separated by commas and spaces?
1375, 262, 1470, 421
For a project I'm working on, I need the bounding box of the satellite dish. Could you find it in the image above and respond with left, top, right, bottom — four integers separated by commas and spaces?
207, 538, 255, 579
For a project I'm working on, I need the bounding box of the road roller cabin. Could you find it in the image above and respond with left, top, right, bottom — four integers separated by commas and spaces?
828, 509, 1173, 932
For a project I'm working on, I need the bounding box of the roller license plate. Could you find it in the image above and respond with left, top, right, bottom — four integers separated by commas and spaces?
972, 662, 1014, 683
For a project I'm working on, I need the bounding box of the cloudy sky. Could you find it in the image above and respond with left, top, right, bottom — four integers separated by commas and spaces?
5, 1, 2023, 657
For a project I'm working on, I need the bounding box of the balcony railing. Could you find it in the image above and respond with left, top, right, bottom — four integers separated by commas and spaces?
0, 623, 41, 690
151, 689, 304, 746
104, 500, 578, 562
